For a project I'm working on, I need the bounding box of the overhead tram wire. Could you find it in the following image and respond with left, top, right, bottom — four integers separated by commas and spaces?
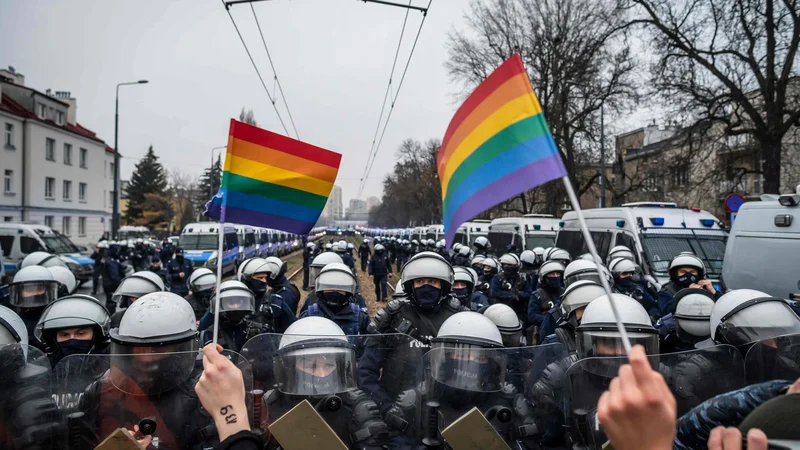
357, 1, 413, 197
220, 0, 291, 137
250, 3, 301, 139
357, 0, 432, 199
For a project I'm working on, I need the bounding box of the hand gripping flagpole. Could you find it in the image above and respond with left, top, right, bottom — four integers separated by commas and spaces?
561, 176, 632, 356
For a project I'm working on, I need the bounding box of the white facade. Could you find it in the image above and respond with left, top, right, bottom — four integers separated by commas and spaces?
0, 69, 115, 246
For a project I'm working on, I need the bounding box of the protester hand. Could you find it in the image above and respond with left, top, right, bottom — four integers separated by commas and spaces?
179, 272, 185, 278
124, 425, 153, 448
786, 377, 800, 394
597, 345, 676, 450
388, 273, 393, 278
195, 344, 249, 441
708, 427, 768, 450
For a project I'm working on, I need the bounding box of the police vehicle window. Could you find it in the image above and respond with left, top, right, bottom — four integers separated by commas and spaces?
426, 232, 436, 241
454, 232, 468, 245
555, 230, 612, 261
513, 234, 523, 252
525, 235, 555, 250
411, 233, 420, 241
181, 234, 218, 250
615, 233, 638, 262
694, 238, 726, 276
245, 232, 255, 246
488, 232, 513, 252
224, 232, 239, 249
0, 235, 13, 256
641, 237, 694, 276
20, 236, 44, 254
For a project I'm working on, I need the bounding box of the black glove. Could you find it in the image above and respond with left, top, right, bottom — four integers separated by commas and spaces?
383, 404, 408, 432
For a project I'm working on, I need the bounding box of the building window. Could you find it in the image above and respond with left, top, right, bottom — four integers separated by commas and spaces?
109, 191, 114, 207
80, 148, 88, 168
4, 123, 13, 149
103, 189, 106, 207
79, 182, 87, 202
78, 217, 86, 236
643, 172, 662, 192
3, 217, 12, 222
672, 164, 689, 187
46, 138, 56, 161
63, 180, 72, 201
56, 111, 65, 125
62, 216, 71, 236
37, 103, 46, 118
3, 169, 13, 195
64, 143, 72, 165
45, 177, 55, 199
109, 162, 115, 179
44, 216, 54, 228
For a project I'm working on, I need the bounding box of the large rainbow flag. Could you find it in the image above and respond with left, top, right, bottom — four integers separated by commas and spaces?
205, 119, 341, 234
438, 53, 567, 247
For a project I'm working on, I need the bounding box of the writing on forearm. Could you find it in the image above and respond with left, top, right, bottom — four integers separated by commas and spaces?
219, 405, 238, 424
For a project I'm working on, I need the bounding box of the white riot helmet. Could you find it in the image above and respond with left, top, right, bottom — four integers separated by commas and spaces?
470, 256, 485, 269
672, 289, 716, 344
436, 240, 445, 249
238, 257, 267, 282
346, 243, 355, 251
473, 236, 490, 252
211, 280, 255, 326
21, 251, 68, 269
499, 253, 521, 271
189, 268, 217, 295
453, 267, 475, 301
546, 248, 572, 266
0, 305, 28, 346
112, 271, 165, 307
577, 293, 659, 359
109, 292, 198, 395
309, 252, 344, 289
532, 247, 545, 259
325, 243, 333, 250
564, 260, 612, 288
274, 317, 357, 395
48, 266, 77, 296
452, 243, 463, 253
458, 246, 471, 257
306, 242, 315, 249
336, 240, 347, 253
608, 258, 637, 278
97, 241, 109, 249
520, 250, 538, 270
35, 294, 111, 356
411, 239, 419, 247
607, 246, 635, 265
538, 260, 566, 287
392, 280, 406, 299
668, 252, 706, 283
483, 304, 524, 347
136, 238, 144, 244
374, 244, 385, 252
710, 289, 800, 346
9, 266, 60, 308
560, 280, 607, 329
315, 263, 358, 309
401, 252, 454, 310
429, 312, 505, 392
253, 258, 283, 282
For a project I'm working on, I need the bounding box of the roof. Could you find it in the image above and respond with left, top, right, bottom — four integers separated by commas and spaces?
0, 92, 110, 147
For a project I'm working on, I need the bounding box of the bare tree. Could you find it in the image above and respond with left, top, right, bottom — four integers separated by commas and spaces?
624, 0, 800, 194
169, 169, 198, 231
446, 0, 637, 212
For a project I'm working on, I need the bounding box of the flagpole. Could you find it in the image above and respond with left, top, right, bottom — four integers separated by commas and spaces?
212, 221, 225, 346
561, 176, 632, 356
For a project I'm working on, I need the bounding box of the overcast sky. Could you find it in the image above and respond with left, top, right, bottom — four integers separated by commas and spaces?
1, 0, 657, 208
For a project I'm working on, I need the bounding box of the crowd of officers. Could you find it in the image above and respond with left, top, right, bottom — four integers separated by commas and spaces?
0, 231, 799, 450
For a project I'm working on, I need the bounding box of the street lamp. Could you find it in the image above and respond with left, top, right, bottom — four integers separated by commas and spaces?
210, 146, 227, 198
112, 80, 149, 240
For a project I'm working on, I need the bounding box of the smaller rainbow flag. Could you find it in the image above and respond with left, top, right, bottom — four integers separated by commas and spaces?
438, 54, 567, 246
205, 119, 342, 234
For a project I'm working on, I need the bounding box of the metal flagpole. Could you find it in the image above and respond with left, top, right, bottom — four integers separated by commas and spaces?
561, 176, 633, 356
212, 221, 225, 346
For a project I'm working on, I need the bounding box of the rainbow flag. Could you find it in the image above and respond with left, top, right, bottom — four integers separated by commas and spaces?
204, 119, 342, 234
438, 53, 567, 246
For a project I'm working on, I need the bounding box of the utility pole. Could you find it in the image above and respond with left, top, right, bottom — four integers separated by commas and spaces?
113, 80, 148, 240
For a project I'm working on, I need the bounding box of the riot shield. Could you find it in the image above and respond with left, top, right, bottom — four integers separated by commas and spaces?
745, 333, 800, 384
240, 333, 420, 450
0, 344, 60, 450
564, 345, 745, 450
418, 344, 565, 449
53, 349, 252, 450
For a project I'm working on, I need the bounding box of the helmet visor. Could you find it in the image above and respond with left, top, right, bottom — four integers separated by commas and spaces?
719, 301, 800, 345
427, 344, 507, 392
566, 271, 604, 288
112, 277, 162, 303
273, 344, 356, 395
109, 340, 198, 395
191, 275, 217, 293
577, 329, 659, 361
9, 281, 59, 308
212, 292, 255, 314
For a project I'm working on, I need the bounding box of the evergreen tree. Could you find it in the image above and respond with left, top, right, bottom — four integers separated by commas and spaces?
124, 146, 168, 223
196, 155, 222, 221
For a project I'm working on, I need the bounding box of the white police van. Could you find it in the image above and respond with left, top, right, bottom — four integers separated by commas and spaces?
425, 224, 445, 242
180, 222, 239, 275
0, 223, 95, 283
411, 226, 429, 242
557, 203, 727, 288
723, 190, 800, 298
233, 224, 258, 261
488, 214, 559, 254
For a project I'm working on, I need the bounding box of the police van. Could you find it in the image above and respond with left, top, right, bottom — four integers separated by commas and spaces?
0, 223, 95, 283
452, 220, 492, 247
557, 203, 727, 288
411, 226, 428, 242
180, 222, 239, 275
117, 225, 150, 241
488, 214, 559, 254
233, 224, 258, 261
426, 224, 444, 242
723, 190, 800, 298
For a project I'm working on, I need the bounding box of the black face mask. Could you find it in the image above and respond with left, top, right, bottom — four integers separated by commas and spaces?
503, 267, 518, 278
196, 290, 213, 307
320, 292, 349, 311
249, 279, 268, 296
414, 285, 442, 309
222, 310, 249, 326
56, 338, 94, 359
176, 255, 184, 264
453, 287, 470, 299
543, 275, 563, 290
297, 369, 339, 396
677, 273, 699, 288
616, 276, 634, 288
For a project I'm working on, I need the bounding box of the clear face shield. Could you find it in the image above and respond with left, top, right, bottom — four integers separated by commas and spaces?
428, 343, 507, 392
212, 292, 255, 326
191, 275, 217, 295
718, 300, 800, 346
9, 281, 59, 308
112, 278, 162, 306
109, 338, 199, 396
273, 342, 357, 396
576, 329, 660, 377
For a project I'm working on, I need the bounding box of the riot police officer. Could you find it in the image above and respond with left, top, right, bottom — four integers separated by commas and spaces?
185, 268, 217, 323
247, 259, 296, 335
452, 267, 487, 311
202, 280, 254, 352
34, 294, 110, 367
610, 257, 658, 321
658, 252, 719, 317
563, 260, 612, 288
489, 253, 531, 324
452, 245, 472, 268
538, 280, 606, 352
101, 244, 123, 314
657, 288, 716, 353
544, 247, 572, 267
368, 244, 392, 303
159, 238, 174, 262
300, 263, 369, 335
473, 236, 491, 257
263, 256, 301, 314
167, 247, 193, 296
482, 303, 525, 347
7, 265, 60, 343
48, 266, 77, 297
358, 239, 372, 272
90, 242, 106, 295
302, 242, 315, 290
336, 240, 356, 272
109, 271, 165, 328
710, 289, 800, 348
527, 260, 565, 342
358, 252, 465, 426
478, 257, 499, 288
147, 254, 168, 287
300, 252, 345, 314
